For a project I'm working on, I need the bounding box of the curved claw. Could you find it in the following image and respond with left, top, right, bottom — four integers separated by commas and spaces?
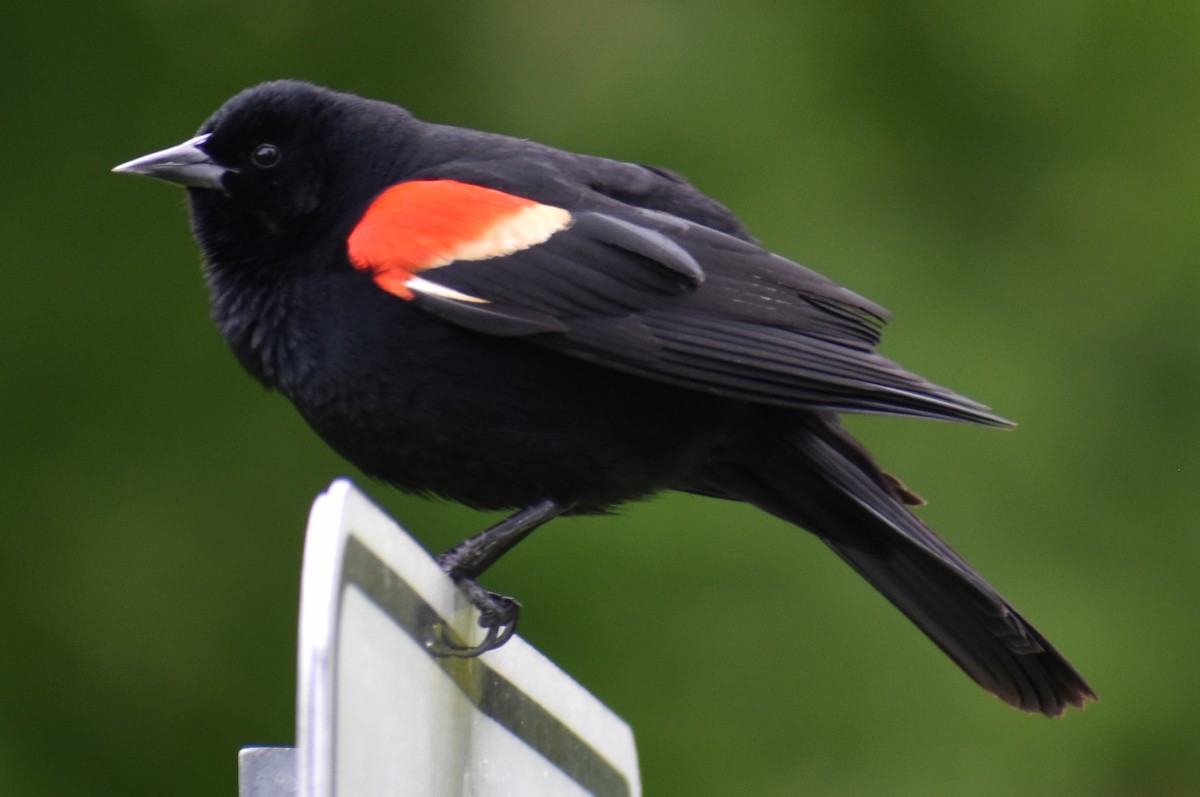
427, 581, 522, 658
429, 501, 560, 657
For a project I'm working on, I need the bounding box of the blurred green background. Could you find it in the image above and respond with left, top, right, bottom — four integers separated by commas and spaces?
3, 1, 1197, 794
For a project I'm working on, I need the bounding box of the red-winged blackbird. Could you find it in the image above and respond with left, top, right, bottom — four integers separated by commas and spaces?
115, 80, 1094, 715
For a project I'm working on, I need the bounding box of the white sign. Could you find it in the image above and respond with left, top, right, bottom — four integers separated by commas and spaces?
265, 479, 642, 797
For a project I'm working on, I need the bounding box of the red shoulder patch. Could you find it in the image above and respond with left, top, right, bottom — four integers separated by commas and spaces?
347, 180, 572, 299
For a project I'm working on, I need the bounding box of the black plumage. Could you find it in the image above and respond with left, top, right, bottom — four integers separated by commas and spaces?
114, 80, 1094, 715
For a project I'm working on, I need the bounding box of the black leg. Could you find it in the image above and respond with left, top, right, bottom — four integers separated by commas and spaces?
432, 499, 566, 657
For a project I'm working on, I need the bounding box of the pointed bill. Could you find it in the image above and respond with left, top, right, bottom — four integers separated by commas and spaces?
113, 134, 230, 190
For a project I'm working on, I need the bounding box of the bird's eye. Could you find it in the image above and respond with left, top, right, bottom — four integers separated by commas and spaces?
250, 143, 282, 169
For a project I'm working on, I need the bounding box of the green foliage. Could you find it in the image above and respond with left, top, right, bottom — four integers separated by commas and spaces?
3, 1, 1197, 794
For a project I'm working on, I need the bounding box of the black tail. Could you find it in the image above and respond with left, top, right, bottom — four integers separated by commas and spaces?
695, 412, 1095, 716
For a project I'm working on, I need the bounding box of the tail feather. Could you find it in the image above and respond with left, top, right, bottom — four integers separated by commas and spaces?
698, 412, 1095, 716
823, 540, 1089, 714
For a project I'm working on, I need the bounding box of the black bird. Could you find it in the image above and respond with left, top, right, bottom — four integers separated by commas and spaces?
114, 80, 1094, 715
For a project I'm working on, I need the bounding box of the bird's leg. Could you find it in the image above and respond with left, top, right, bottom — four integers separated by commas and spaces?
432, 498, 565, 657
438, 499, 565, 580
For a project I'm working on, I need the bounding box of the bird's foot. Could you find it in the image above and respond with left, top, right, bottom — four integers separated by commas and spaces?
429, 573, 521, 658
428, 500, 564, 657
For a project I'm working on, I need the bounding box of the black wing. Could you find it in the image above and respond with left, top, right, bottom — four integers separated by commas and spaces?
407, 206, 1008, 426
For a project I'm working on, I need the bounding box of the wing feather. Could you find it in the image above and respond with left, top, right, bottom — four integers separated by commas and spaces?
393, 203, 1006, 425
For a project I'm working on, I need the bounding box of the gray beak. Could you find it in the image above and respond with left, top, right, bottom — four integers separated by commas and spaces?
112, 133, 231, 190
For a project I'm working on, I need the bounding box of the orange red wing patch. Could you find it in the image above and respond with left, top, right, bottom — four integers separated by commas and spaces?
347, 180, 573, 299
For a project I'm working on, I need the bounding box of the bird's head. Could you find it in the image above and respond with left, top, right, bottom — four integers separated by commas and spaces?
114, 80, 416, 262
